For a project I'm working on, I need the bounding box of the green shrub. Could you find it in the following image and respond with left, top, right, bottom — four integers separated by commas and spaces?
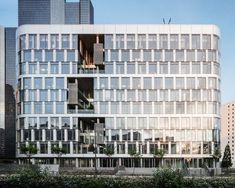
153, 168, 184, 188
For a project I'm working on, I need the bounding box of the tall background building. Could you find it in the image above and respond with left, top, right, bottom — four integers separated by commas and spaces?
16, 24, 220, 169
221, 101, 235, 166
18, 0, 94, 26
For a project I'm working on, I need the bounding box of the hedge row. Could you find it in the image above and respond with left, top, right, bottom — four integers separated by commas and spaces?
0, 167, 235, 188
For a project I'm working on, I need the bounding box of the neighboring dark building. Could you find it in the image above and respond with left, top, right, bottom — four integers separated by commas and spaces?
65, 2, 80, 24
4, 28, 17, 159
79, 0, 94, 24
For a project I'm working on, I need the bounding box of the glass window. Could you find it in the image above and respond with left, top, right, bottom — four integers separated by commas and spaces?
176, 77, 184, 89
40, 90, 48, 101
56, 50, 64, 62
127, 63, 135, 74
127, 90, 136, 101
149, 90, 157, 101
187, 77, 195, 89
154, 77, 163, 89
122, 102, 130, 114
192, 35, 200, 49
170, 90, 179, 101
138, 90, 147, 101
100, 77, 108, 89
23, 78, 31, 89
181, 90, 190, 101
111, 50, 119, 61
165, 50, 173, 61
45, 77, 53, 89
144, 102, 152, 114
197, 50, 206, 61
34, 102, 42, 114
50, 63, 59, 74
45, 102, 53, 114
176, 50, 184, 61
116, 62, 124, 74
202, 35, 211, 49
186, 50, 195, 61
148, 34, 157, 49
67, 50, 75, 61
197, 77, 206, 89
116, 90, 125, 101
159, 63, 168, 74
181, 62, 190, 74
105, 34, 113, 49
29, 63, 37, 74
203, 62, 211, 74
28, 117, 37, 128
72, 34, 78, 49
154, 102, 163, 114
24, 50, 31, 62
137, 63, 146, 74
56, 78, 64, 89
56, 102, 64, 114
121, 77, 130, 89
29, 34, 37, 49
23, 102, 31, 114
40, 64, 48, 74
192, 62, 201, 74
40, 34, 48, 49
170, 34, 179, 49
45, 50, 53, 62
127, 34, 135, 49
213, 35, 219, 50
143, 50, 152, 61
176, 102, 185, 114
181, 34, 189, 49
20, 35, 26, 49
159, 90, 168, 101
132, 77, 141, 89
34, 50, 42, 61
132, 50, 141, 61
105, 63, 113, 74
39, 117, 48, 128
61, 63, 70, 74
34, 77, 42, 89
111, 102, 119, 114
51, 90, 59, 101
50, 34, 59, 49
165, 77, 174, 89
62, 117, 70, 128
138, 34, 146, 49
133, 102, 141, 114
62, 34, 70, 49
143, 77, 152, 89
165, 102, 174, 114
159, 34, 168, 49
121, 50, 130, 61
100, 102, 108, 114
111, 77, 119, 89
149, 63, 157, 74
170, 63, 179, 74
154, 50, 163, 61
29, 90, 37, 101
116, 34, 124, 49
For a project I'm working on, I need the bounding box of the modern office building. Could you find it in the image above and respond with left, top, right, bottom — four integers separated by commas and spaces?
16, 24, 221, 168
18, 0, 94, 26
221, 101, 235, 166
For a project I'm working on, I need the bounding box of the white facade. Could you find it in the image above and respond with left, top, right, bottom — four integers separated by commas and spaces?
16, 24, 221, 168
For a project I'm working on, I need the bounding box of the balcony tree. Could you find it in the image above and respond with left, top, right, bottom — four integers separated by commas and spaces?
51, 146, 66, 166
221, 144, 233, 172
19, 143, 38, 164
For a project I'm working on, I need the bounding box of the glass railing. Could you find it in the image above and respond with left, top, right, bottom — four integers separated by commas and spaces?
78, 68, 105, 74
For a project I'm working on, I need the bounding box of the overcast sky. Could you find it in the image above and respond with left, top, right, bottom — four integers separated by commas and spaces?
0, 0, 235, 104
